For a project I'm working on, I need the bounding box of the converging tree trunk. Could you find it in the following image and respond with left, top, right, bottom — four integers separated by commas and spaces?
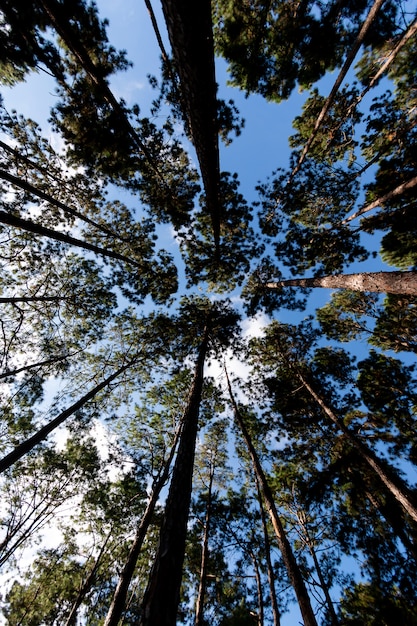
255, 475, 281, 626
225, 368, 318, 626
195, 465, 214, 626
298, 373, 417, 524
139, 326, 209, 626
265, 270, 417, 296
64, 529, 113, 626
0, 358, 137, 473
103, 425, 182, 626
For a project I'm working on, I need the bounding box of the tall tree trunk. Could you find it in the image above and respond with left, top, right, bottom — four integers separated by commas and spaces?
255, 475, 281, 626
265, 270, 417, 296
103, 424, 182, 626
195, 467, 214, 626
298, 373, 417, 523
139, 327, 209, 626
225, 369, 318, 626
0, 358, 136, 472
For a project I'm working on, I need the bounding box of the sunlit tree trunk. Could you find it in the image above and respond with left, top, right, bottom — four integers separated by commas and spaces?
265, 270, 417, 296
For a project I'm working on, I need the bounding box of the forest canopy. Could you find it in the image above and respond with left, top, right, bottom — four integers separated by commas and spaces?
0, 0, 417, 624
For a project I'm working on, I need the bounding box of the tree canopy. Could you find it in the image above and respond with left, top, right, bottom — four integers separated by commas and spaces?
0, 0, 417, 624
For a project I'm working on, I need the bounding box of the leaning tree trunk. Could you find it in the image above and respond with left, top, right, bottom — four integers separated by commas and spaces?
0, 358, 137, 473
255, 474, 281, 626
104, 424, 182, 626
298, 373, 417, 524
64, 529, 113, 626
195, 466, 214, 626
296, 510, 339, 626
265, 270, 417, 296
289, 0, 385, 180
139, 327, 209, 626
225, 369, 318, 626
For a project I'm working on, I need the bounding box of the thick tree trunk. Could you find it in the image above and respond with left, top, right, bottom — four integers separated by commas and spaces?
103, 424, 182, 626
139, 328, 209, 626
265, 270, 417, 296
299, 374, 417, 523
225, 369, 318, 626
160, 0, 221, 254
195, 469, 214, 626
0, 358, 136, 472
255, 475, 281, 626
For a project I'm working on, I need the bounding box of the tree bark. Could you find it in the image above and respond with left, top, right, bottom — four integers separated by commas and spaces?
103, 424, 182, 626
265, 270, 417, 296
225, 368, 318, 626
0, 358, 136, 472
139, 327, 209, 626
298, 373, 417, 523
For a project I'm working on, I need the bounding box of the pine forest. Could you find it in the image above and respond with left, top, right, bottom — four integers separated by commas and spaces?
1, 0, 417, 624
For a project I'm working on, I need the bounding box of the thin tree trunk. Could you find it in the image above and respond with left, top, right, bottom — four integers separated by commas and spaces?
0, 210, 141, 268
255, 474, 281, 626
326, 18, 417, 155
264, 270, 417, 296
0, 296, 69, 303
64, 529, 113, 626
37, 0, 163, 182
342, 175, 417, 224
225, 368, 318, 626
195, 467, 214, 626
0, 167, 128, 241
249, 550, 264, 626
296, 511, 339, 626
103, 423, 182, 626
289, 0, 385, 181
0, 358, 136, 472
0, 351, 81, 380
139, 327, 209, 626
298, 373, 417, 523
